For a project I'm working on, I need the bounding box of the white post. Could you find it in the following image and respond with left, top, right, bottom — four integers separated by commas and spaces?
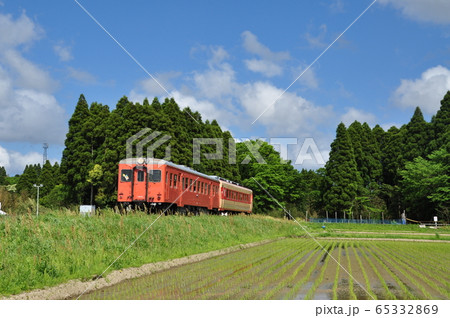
33, 184, 43, 216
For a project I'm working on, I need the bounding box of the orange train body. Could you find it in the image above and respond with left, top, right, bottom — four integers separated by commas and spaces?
117, 158, 252, 214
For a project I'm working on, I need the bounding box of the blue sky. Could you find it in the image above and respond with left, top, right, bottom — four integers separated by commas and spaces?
1, 0, 450, 175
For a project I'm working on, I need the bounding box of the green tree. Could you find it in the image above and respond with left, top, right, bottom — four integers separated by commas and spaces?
361, 122, 383, 185
400, 148, 450, 221
16, 164, 41, 195
429, 91, 450, 152
236, 140, 301, 215
403, 107, 430, 162
40, 160, 55, 197
0, 166, 6, 185
325, 123, 361, 216
60, 94, 92, 204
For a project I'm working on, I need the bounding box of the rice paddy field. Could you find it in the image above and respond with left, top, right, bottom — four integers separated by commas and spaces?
78, 238, 450, 300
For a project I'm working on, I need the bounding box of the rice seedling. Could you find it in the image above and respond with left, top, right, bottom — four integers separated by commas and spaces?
361, 245, 416, 300
371, 243, 448, 299
331, 242, 342, 300
344, 241, 357, 300
304, 242, 336, 300
351, 242, 377, 300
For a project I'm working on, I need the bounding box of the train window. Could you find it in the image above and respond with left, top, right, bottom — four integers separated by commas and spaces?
194, 180, 197, 192
173, 174, 177, 188
166, 172, 168, 183
148, 170, 161, 182
120, 169, 132, 182
185, 178, 188, 190
137, 170, 145, 182
169, 173, 173, 187
189, 179, 193, 192
207, 184, 210, 195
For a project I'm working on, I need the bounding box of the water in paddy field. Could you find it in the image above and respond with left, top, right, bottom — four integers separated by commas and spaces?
313, 282, 334, 300
75, 238, 450, 300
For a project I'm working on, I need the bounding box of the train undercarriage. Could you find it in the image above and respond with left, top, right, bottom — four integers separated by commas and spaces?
118, 202, 247, 216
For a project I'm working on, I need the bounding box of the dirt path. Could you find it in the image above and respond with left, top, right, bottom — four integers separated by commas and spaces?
2, 238, 282, 300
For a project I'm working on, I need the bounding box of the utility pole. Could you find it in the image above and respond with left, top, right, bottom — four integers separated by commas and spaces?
33, 184, 43, 216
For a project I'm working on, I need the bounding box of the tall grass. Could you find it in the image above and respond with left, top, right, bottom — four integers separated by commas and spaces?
0, 209, 299, 296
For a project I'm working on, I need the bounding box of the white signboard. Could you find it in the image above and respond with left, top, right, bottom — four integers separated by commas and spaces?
433, 216, 438, 222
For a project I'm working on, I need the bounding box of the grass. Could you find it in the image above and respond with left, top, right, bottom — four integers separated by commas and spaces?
0, 209, 300, 296
2, 208, 449, 298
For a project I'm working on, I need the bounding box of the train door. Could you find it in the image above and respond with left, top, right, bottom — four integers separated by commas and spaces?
132, 167, 147, 202
208, 182, 213, 209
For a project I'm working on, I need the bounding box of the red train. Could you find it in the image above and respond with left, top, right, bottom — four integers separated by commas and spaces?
117, 158, 253, 214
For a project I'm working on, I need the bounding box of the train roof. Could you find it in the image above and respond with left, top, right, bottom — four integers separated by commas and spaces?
119, 158, 219, 182
219, 179, 253, 193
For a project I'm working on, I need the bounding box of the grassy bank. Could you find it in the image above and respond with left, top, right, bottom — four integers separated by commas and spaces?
2, 210, 448, 296
0, 210, 299, 296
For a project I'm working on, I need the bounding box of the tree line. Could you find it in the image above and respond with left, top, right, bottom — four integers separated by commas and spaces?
0, 92, 448, 221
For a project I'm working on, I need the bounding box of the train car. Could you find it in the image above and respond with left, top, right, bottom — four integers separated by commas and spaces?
117, 158, 252, 214
217, 178, 253, 213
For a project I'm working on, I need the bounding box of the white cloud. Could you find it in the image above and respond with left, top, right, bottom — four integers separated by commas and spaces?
238, 81, 333, 137
379, 0, 450, 24
0, 79, 66, 143
193, 63, 236, 99
208, 46, 229, 67
3, 49, 57, 92
54, 44, 73, 62
67, 67, 96, 84
0, 12, 42, 49
329, 0, 344, 13
244, 59, 283, 77
305, 24, 328, 48
0, 145, 58, 175
0, 145, 9, 168
242, 31, 290, 77
170, 90, 238, 125
129, 71, 180, 101
340, 107, 376, 126
0, 12, 66, 144
293, 65, 319, 90
130, 45, 333, 168
392, 65, 450, 114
